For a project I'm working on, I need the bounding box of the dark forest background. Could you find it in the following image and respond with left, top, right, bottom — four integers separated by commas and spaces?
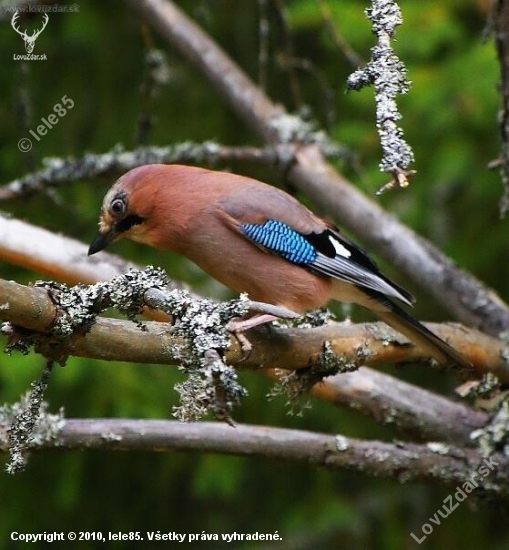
1, 1, 508, 549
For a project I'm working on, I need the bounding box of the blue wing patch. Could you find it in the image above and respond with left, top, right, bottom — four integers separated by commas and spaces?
241, 220, 317, 265
241, 220, 414, 307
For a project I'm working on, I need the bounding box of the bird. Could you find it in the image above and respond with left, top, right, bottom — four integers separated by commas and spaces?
88, 164, 469, 367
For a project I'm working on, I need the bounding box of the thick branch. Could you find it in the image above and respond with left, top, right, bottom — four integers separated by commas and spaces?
290, 148, 509, 335
127, 0, 509, 335
0, 214, 137, 285
0, 418, 507, 498
309, 367, 488, 447
2, 221, 504, 382
1, 277, 506, 380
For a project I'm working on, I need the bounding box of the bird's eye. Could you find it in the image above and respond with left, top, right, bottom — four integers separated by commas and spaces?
110, 198, 126, 216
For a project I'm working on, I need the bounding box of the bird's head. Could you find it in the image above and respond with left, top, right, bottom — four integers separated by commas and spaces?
88, 165, 166, 256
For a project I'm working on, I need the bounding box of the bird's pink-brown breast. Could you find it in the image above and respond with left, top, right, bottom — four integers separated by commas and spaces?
174, 169, 333, 311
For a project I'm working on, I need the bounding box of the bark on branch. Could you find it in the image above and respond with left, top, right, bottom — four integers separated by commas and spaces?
1, 277, 506, 380
0, 143, 292, 202
0, 418, 507, 499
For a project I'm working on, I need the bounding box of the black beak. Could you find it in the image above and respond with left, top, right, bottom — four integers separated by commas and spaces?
88, 229, 115, 256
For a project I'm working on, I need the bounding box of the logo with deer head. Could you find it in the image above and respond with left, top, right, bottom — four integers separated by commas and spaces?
11, 12, 48, 54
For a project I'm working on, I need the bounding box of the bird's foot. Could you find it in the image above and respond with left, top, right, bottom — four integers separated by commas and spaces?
227, 302, 300, 358
227, 314, 279, 355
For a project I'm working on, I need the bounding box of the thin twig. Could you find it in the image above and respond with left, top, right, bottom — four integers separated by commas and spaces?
492, 0, 509, 216
346, 0, 415, 191
271, 0, 303, 109
315, 0, 364, 67
13, 62, 37, 172
133, 25, 170, 146
258, 0, 269, 91
0, 143, 286, 202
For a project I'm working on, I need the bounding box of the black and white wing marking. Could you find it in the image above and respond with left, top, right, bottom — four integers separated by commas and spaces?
241, 219, 414, 307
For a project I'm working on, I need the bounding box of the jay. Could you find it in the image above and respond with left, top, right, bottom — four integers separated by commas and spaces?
89, 164, 468, 367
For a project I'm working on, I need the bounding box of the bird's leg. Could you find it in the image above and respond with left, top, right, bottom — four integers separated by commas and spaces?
227, 314, 279, 355
227, 302, 300, 355
227, 313, 279, 333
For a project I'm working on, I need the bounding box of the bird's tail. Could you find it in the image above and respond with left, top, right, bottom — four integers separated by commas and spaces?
371, 300, 471, 368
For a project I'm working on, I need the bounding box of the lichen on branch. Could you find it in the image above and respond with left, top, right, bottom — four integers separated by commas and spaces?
3, 267, 254, 434
347, 0, 414, 192
1, 364, 65, 474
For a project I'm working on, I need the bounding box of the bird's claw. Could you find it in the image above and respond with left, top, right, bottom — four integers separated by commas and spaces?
227, 313, 285, 360
227, 326, 252, 359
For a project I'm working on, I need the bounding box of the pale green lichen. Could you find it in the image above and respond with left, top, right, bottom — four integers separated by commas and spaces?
173, 350, 247, 423
1, 363, 64, 474
471, 400, 509, 457
347, 0, 414, 184
268, 341, 358, 416
4, 268, 254, 446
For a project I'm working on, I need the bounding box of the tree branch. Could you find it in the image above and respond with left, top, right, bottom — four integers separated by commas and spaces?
5, 211, 507, 385
1, 276, 506, 380
347, 0, 415, 191
0, 143, 286, 202
0, 213, 138, 285
1, 417, 507, 498
309, 367, 488, 447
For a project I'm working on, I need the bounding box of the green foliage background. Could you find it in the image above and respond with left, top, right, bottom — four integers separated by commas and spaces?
0, 1, 508, 548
